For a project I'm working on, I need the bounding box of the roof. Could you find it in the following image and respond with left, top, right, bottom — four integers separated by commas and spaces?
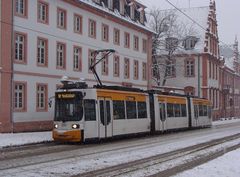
155, 6, 210, 55
224, 57, 235, 71
77, 0, 155, 33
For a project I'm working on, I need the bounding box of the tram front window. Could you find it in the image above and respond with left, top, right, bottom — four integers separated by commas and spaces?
55, 96, 83, 122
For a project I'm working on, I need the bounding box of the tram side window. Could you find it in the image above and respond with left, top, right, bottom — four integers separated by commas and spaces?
159, 103, 166, 120
181, 104, 187, 117
138, 102, 147, 119
84, 99, 96, 121
174, 104, 181, 117
194, 105, 199, 117
203, 105, 208, 116
113, 100, 125, 119
167, 103, 174, 117
208, 106, 212, 118
199, 105, 204, 116
126, 101, 137, 119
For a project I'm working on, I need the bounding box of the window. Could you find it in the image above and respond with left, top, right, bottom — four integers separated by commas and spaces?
113, 55, 120, 77
124, 58, 130, 79
57, 8, 66, 29
108, 0, 113, 9
133, 60, 139, 80
88, 49, 96, 72
84, 99, 96, 121
181, 104, 187, 117
166, 60, 175, 77
174, 104, 181, 117
113, 28, 120, 45
89, 19, 96, 38
194, 105, 199, 118
130, 5, 135, 19
203, 105, 208, 116
199, 105, 204, 116
37, 37, 48, 67
74, 14, 82, 34
124, 32, 130, 48
142, 39, 147, 53
102, 53, 108, 75
159, 103, 166, 121
138, 102, 147, 118
126, 101, 137, 119
102, 24, 109, 42
113, 100, 125, 119
120, 0, 125, 15
184, 86, 195, 96
56, 42, 66, 69
167, 103, 174, 117
15, 0, 28, 17
37, 1, 48, 24
140, 11, 145, 24
142, 62, 147, 80
134, 36, 139, 51
14, 82, 26, 111
15, 32, 27, 63
36, 84, 47, 111
73, 46, 82, 71
185, 59, 195, 77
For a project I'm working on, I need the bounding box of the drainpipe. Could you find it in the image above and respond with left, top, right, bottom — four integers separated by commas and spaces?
198, 54, 200, 97
10, 0, 14, 132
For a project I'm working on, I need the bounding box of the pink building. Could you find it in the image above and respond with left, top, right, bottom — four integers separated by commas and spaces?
0, 0, 154, 133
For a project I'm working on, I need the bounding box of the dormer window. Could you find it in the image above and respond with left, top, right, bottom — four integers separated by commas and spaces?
120, 0, 125, 15
140, 10, 144, 24
128, 2, 135, 20
108, 0, 113, 10
130, 4, 135, 20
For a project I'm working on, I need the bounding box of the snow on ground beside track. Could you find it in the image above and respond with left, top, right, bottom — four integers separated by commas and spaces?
174, 148, 240, 177
2, 126, 240, 177
0, 118, 239, 148
0, 131, 52, 148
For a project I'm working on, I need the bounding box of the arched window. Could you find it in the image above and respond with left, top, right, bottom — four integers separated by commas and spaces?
184, 86, 195, 96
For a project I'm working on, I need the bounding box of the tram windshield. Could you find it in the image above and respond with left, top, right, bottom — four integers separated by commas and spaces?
54, 92, 83, 122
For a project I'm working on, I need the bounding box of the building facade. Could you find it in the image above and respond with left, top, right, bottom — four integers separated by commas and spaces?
0, 0, 153, 133
219, 38, 240, 119
154, 1, 223, 120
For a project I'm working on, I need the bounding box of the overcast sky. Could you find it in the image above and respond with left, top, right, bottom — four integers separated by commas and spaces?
140, 0, 240, 45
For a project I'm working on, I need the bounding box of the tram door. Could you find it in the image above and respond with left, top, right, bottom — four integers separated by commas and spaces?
159, 102, 166, 131
98, 98, 113, 139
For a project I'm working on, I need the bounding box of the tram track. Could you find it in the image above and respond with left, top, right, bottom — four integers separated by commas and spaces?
72, 133, 240, 177
0, 122, 240, 174
0, 122, 240, 163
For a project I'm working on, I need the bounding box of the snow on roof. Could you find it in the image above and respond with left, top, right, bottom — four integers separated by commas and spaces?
77, 0, 155, 33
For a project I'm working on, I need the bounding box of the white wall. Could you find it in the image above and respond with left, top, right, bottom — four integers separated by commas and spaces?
13, 0, 150, 122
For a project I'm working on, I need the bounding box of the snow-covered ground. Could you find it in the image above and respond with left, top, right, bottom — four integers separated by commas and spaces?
0, 118, 239, 148
0, 131, 52, 148
0, 118, 240, 177
175, 148, 240, 177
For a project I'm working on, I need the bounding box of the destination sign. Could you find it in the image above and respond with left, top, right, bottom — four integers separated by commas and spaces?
57, 93, 76, 99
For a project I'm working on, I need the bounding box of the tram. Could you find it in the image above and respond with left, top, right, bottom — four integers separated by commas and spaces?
52, 80, 212, 142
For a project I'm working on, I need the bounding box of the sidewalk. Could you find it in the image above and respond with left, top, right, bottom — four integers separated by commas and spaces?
0, 118, 240, 148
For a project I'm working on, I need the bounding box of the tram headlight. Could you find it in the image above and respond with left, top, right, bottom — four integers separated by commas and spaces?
72, 124, 80, 129
54, 124, 58, 129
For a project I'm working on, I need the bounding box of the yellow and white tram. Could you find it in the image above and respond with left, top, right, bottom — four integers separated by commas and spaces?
52, 81, 212, 142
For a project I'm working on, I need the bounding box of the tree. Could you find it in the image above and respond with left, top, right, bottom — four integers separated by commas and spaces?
148, 8, 198, 86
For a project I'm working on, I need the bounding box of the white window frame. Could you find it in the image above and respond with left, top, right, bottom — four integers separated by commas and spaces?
56, 43, 65, 69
